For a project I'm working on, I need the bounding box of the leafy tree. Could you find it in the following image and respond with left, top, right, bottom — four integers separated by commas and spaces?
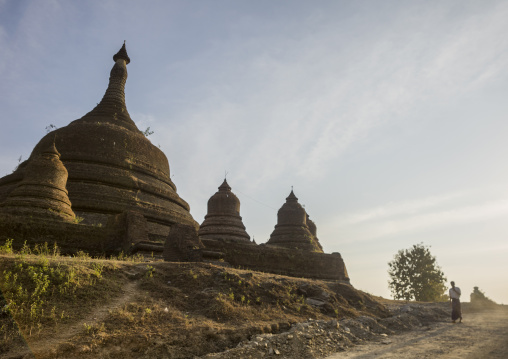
388, 243, 447, 302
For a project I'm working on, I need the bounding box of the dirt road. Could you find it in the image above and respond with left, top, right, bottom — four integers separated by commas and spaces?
326, 308, 508, 358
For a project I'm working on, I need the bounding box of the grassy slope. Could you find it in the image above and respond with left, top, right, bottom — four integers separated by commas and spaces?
0, 252, 390, 359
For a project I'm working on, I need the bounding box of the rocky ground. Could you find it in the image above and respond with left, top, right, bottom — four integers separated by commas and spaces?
199, 302, 454, 359
326, 306, 508, 358
198, 303, 508, 359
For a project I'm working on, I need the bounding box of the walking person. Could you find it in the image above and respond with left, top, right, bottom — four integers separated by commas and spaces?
449, 281, 462, 323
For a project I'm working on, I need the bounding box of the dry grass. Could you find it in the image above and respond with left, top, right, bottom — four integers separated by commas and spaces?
0, 242, 390, 359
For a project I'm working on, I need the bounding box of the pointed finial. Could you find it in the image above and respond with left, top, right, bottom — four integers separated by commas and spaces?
219, 178, 231, 191
286, 188, 298, 202
113, 41, 130, 64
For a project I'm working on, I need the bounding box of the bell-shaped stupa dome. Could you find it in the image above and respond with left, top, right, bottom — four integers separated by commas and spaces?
198, 179, 251, 243
0, 141, 75, 222
267, 190, 323, 252
1, 43, 197, 240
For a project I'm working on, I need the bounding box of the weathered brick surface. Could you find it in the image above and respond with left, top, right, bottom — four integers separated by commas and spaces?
199, 180, 251, 243
164, 223, 203, 262
107, 210, 150, 251
267, 191, 322, 252
201, 238, 349, 282
0, 210, 153, 256
0, 142, 75, 222
0, 215, 113, 255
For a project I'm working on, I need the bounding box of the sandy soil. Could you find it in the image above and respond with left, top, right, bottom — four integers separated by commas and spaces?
325, 308, 508, 359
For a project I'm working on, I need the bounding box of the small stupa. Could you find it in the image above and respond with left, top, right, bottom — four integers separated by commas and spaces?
0, 141, 75, 222
0, 43, 197, 240
198, 179, 251, 243
267, 190, 323, 252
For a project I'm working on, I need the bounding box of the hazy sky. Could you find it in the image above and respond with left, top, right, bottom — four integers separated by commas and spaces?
1, 0, 507, 303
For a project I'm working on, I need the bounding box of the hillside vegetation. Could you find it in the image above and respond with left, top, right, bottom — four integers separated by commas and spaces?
0, 241, 390, 358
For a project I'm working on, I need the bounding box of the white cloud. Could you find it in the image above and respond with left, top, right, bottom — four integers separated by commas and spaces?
329, 196, 508, 243
153, 0, 508, 195
336, 192, 466, 226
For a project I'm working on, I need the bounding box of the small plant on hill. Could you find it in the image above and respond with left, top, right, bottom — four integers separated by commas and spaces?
143, 126, 154, 137
0, 239, 14, 254
112, 251, 145, 262
145, 265, 155, 278
12, 155, 22, 173
45, 124, 58, 133
75, 250, 92, 260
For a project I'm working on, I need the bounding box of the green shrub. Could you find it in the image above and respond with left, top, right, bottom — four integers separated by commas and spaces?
0, 243, 122, 338
0, 239, 14, 254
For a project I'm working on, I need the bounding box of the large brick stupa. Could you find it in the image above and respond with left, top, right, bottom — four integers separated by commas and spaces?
0, 43, 197, 241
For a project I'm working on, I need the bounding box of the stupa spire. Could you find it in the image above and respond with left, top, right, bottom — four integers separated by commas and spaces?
113, 41, 130, 64
83, 42, 137, 131
286, 189, 298, 202
219, 179, 231, 192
